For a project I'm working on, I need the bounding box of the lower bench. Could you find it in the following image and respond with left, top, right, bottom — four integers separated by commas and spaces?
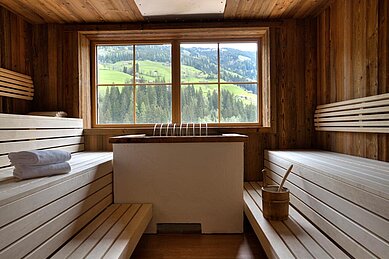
244, 182, 348, 259
244, 150, 389, 259
52, 203, 152, 259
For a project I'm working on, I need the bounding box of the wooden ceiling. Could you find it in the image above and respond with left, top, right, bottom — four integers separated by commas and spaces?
0, 0, 330, 24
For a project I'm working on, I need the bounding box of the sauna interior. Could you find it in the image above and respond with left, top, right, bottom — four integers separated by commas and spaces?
0, 0, 388, 258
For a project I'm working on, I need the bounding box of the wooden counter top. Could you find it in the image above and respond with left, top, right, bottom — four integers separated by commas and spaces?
109, 134, 248, 143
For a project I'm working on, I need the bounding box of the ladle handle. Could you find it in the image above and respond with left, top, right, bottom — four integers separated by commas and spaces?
278, 164, 293, 192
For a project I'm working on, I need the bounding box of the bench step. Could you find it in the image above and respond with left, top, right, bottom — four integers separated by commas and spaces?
52, 203, 152, 259
244, 182, 349, 259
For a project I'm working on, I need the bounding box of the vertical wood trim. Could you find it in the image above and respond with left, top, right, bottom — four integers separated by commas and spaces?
79, 33, 91, 128
171, 40, 180, 124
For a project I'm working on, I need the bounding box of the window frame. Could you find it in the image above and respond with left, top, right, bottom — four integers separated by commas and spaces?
91, 28, 270, 128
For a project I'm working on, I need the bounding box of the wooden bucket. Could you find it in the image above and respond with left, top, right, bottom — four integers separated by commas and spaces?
261, 185, 290, 220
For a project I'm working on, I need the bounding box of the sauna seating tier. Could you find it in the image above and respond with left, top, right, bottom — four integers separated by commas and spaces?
0, 113, 151, 259
244, 150, 389, 259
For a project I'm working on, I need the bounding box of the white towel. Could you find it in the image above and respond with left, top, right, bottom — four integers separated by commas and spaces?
13, 162, 71, 179
8, 150, 71, 165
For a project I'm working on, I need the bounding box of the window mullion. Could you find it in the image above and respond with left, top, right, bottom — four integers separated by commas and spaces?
172, 40, 181, 124
217, 43, 221, 124
133, 45, 136, 124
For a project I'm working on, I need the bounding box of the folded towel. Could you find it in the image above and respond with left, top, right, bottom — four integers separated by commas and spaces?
8, 150, 71, 165
13, 162, 71, 179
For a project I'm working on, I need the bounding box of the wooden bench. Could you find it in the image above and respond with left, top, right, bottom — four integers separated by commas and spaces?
314, 92, 389, 133
244, 150, 389, 259
0, 113, 151, 259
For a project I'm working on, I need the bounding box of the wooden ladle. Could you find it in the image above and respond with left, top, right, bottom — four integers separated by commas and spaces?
277, 164, 293, 192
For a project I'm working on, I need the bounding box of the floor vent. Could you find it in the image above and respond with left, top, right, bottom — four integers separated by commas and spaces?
157, 223, 202, 234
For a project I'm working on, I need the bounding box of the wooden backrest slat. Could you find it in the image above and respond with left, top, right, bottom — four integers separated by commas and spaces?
316, 93, 389, 109
315, 93, 389, 133
0, 113, 82, 129
0, 113, 84, 169
0, 68, 34, 101
0, 68, 32, 81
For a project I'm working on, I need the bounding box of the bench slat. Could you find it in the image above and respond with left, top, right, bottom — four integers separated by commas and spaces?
264, 160, 389, 242
0, 186, 112, 258
0, 174, 112, 250
0, 156, 112, 227
244, 182, 349, 259
267, 170, 388, 258
51, 205, 121, 259
104, 204, 153, 259
244, 182, 295, 259
265, 152, 389, 219
86, 204, 141, 258
0, 153, 112, 206
264, 150, 389, 259
67, 204, 131, 259
24, 195, 113, 259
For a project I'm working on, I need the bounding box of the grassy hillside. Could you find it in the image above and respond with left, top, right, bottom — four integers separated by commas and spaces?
98, 60, 257, 104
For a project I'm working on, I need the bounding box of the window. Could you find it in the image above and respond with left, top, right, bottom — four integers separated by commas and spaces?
181, 42, 258, 123
92, 28, 270, 127
96, 44, 172, 124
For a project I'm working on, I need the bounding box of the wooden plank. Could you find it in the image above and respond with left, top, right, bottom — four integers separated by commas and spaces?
244, 182, 295, 259
24, 195, 112, 259
0, 91, 32, 100
0, 152, 112, 203
104, 204, 152, 259
0, 85, 33, 96
315, 121, 389, 127
0, 113, 83, 129
0, 129, 83, 141
0, 67, 32, 81
315, 106, 389, 117
0, 175, 112, 250
274, 151, 389, 197
51, 204, 120, 259
0, 75, 33, 88
315, 126, 389, 133
0, 136, 84, 154
316, 92, 389, 109
266, 169, 389, 258
0, 158, 112, 227
314, 113, 389, 122
264, 161, 389, 242
85, 204, 141, 258
265, 176, 376, 259
265, 151, 389, 220
249, 182, 348, 259
66, 204, 131, 258
0, 186, 112, 258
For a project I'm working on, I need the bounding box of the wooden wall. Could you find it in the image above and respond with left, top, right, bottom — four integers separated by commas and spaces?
0, 6, 32, 113
315, 0, 389, 161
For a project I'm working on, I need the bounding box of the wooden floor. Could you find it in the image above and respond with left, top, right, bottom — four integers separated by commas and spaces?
132, 224, 267, 259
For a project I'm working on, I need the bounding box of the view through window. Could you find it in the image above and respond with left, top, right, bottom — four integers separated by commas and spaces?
95, 41, 259, 125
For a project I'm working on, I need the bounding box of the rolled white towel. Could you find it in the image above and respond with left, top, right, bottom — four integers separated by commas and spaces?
8, 150, 71, 165
13, 162, 71, 179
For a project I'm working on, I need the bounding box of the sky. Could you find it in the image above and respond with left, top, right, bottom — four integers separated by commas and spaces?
181, 43, 258, 52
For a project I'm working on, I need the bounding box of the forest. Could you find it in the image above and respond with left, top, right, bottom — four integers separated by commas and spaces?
97, 44, 258, 124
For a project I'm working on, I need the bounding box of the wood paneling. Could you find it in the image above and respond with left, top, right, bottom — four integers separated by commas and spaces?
315, 0, 389, 161
0, 6, 32, 113
0, 0, 329, 24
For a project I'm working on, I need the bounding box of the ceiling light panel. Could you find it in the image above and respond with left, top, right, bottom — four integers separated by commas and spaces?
135, 0, 226, 16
